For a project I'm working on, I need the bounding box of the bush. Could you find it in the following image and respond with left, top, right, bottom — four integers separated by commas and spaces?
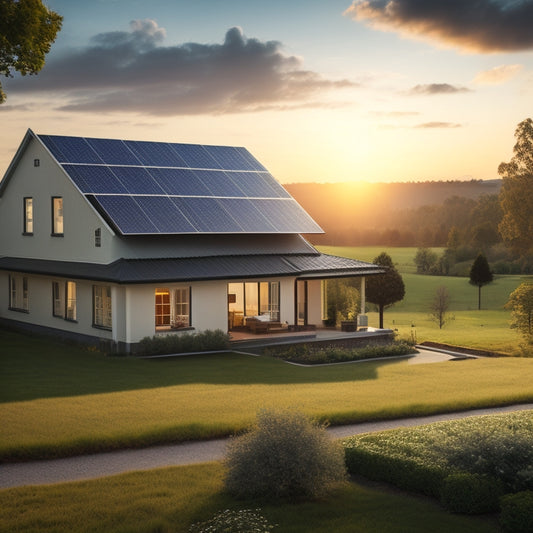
188, 508, 275, 532
224, 408, 347, 502
440, 473, 502, 514
500, 491, 533, 533
137, 329, 230, 356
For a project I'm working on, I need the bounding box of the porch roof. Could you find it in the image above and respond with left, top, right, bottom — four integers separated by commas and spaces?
0, 253, 384, 284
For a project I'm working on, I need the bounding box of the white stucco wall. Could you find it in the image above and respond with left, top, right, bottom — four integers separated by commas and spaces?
0, 136, 115, 264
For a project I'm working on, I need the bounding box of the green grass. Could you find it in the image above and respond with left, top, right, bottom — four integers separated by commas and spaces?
0, 462, 500, 533
318, 246, 533, 353
2, 328, 533, 461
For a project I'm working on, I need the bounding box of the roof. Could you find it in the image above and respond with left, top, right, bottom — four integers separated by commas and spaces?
0, 254, 384, 284
1, 129, 322, 235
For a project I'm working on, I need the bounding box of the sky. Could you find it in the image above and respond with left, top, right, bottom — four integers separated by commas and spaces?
1, 0, 532, 184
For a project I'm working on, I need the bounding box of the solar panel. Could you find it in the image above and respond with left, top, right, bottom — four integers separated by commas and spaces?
38, 133, 323, 235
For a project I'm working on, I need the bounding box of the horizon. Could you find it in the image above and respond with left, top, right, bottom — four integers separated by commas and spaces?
1, 1, 532, 184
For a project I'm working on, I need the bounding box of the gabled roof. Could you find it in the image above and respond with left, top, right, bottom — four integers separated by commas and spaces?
0, 254, 384, 284
0, 129, 322, 235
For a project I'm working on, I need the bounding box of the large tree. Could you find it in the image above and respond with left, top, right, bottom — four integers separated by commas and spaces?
498, 118, 533, 255
366, 252, 405, 329
0, 0, 62, 103
469, 253, 493, 310
505, 283, 533, 342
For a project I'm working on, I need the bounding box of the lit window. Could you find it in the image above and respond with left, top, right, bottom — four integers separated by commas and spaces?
52, 281, 64, 317
155, 288, 171, 328
23, 197, 33, 234
66, 281, 76, 321
93, 285, 112, 329
9, 274, 29, 312
52, 197, 63, 235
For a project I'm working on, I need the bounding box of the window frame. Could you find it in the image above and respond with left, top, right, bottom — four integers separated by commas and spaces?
9, 274, 29, 313
52, 281, 64, 318
65, 281, 77, 322
155, 287, 192, 331
51, 196, 64, 236
23, 197, 33, 235
93, 285, 112, 330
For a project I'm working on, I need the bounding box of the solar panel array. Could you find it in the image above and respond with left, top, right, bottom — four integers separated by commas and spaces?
38, 134, 323, 235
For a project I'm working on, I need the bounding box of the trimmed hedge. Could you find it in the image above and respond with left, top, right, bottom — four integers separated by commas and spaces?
440, 473, 502, 514
137, 329, 230, 356
500, 491, 533, 533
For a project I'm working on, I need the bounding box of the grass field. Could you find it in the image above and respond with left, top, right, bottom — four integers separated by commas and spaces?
2, 328, 533, 462
0, 462, 500, 533
318, 246, 532, 353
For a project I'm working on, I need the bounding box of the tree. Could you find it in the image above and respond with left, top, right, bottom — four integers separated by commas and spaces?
366, 252, 405, 329
429, 286, 450, 329
505, 283, 533, 341
0, 0, 63, 103
414, 247, 438, 274
469, 253, 493, 310
498, 118, 533, 256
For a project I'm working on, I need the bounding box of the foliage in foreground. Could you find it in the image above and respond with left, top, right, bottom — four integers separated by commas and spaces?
225, 408, 347, 501
343, 410, 533, 513
137, 329, 230, 356
265, 340, 415, 365
189, 508, 275, 532
500, 491, 533, 533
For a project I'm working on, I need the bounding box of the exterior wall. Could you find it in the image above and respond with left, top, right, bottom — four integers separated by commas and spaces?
0, 270, 114, 343
0, 136, 115, 264
306, 279, 323, 325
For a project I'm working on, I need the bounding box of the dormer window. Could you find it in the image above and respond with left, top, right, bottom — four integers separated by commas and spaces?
52, 196, 63, 236
23, 197, 33, 235
95, 228, 101, 247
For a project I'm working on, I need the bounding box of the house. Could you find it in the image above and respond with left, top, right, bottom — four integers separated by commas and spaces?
0, 129, 384, 352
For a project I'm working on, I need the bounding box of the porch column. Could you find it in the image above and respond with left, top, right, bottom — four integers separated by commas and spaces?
360, 276, 366, 314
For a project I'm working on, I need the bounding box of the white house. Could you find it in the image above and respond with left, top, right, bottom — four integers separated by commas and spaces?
0, 129, 383, 352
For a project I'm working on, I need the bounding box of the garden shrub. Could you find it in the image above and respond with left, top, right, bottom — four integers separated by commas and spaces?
224, 408, 347, 502
500, 491, 533, 533
435, 427, 533, 493
440, 473, 502, 514
137, 329, 230, 356
188, 508, 275, 532
344, 443, 446, 498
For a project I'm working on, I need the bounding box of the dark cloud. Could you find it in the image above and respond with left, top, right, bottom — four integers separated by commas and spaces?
408, 83, 470, 95
6, 22, 354, 115
344, 0, 533, 53
415, 122, 462, 128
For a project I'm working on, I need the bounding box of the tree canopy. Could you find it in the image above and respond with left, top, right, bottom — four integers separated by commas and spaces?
366, 252, 405, 329
505, 282, 533, 341
498, 118, 533, 255
0, 0, 63, 103
469, 253, 493, 310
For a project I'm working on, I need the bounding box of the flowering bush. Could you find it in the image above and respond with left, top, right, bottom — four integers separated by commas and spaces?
188, 508, 275, 532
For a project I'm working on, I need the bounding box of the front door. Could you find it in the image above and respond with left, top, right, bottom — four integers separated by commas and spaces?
296, 280, 307, 326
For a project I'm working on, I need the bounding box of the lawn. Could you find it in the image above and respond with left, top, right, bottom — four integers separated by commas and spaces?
0, 462, 500, 533
318, 246, 532, 353
2, 328, 533, 461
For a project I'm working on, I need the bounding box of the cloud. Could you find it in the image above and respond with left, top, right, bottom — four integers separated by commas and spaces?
5, 21, 355, 115
415, 122, 462, 128
407, 83, 470, 95
474, 64, 523, 84
344, 0, 533, 53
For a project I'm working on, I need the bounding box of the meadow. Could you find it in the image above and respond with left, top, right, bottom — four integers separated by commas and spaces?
2, 328, 533, 462
318, 246, 531, 353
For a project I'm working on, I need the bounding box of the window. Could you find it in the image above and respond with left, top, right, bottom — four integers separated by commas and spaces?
52, 196, 63, 235
23, 197, 33, 235
93, 285, 112, 329
155, 288, 171, 328
174, 287, 190, 328
94, 228, 101, 247
9, 275, 29, 312
66, 281, 76, 321
155, 287, 191, 330
227, 281, 280, 328
52, 281, 64, 317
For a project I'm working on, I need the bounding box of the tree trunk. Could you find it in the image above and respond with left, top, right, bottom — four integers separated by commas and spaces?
379, 305, 384, 329
478, 285, 481, 310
